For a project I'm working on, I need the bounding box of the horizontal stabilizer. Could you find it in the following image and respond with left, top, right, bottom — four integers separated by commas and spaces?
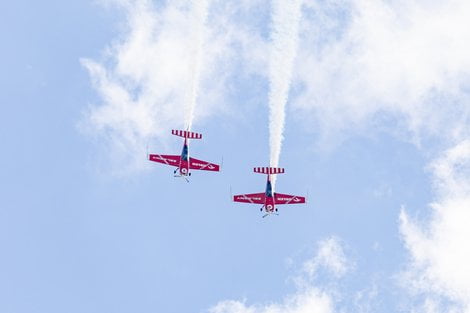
171, 129, 202, 139
253, 167, 285, 175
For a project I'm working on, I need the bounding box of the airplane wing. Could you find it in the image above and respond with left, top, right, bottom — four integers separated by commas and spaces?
188, 157, 220, 172
233, 193, 265, 204
148, 154, 180, 167
274, 193, 306, 205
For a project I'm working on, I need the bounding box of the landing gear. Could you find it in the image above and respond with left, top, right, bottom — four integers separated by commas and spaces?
173, 169, 177, 174
189, 173, 191, 176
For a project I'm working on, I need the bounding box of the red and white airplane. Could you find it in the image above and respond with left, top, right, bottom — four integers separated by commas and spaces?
148, 130, 220, 181
233, 167, 306, 217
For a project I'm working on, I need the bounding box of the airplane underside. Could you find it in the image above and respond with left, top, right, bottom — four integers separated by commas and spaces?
233, 167, 306, 218
148, 129, 220, 182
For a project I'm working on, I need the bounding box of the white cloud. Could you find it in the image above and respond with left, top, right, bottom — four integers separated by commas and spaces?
302, 237, 349, 279
400, 140, 470, 313
294, 0, 470, 145
210, 290, 334, 313
208, 237, 350, 313
81, 0, 267, 174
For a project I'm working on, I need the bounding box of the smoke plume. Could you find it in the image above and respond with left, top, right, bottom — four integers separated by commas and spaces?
268, 0, 302, 186
184, 0, 210, 131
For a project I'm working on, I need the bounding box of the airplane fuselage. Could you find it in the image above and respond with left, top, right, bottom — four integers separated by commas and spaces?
178, 138, 191, 176
264, 174, 276, 213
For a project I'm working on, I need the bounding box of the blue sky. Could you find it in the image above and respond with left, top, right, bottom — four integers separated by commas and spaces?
2, 1, 470, 313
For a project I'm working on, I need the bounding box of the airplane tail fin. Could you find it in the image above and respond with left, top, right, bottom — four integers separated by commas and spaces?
253, 167, 285, 175
171, 129, 202, 139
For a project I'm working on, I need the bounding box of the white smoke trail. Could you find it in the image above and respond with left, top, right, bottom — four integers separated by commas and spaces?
184, 0, 210, 131
268, 0, 302, 186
